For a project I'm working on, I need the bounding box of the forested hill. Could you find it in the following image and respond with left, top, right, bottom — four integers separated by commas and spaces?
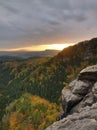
53, 37, 97, 64
0, 38, 97, 130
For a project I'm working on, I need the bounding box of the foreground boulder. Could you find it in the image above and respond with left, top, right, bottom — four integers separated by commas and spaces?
45, 65, 97, 130
46, 103, 97, 130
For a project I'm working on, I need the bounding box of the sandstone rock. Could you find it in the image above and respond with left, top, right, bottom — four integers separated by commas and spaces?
80, 65, 97, 73
46, 103, 97, 130
92, 82, 97, 100
70, 80, 91, 96
62, 87, 82, 114
69, 80, 77, 90
78, 65, 97, 81
70, 92, 94, 113
62, 79, 92, 114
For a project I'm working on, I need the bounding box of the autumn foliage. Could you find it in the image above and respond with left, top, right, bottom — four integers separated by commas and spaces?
2, 93, 60, 130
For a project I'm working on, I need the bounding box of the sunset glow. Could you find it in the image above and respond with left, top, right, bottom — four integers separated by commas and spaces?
46, 44, 75, 50
1, 43, 75, 51
0, 0, 97, 50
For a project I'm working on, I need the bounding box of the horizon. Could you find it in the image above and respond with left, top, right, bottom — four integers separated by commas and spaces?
0, 43, 75, 52
0, 0, 97, 51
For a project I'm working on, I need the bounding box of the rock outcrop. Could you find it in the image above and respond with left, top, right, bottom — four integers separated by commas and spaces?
78, 65, 97, 81
45, 65, 97, 130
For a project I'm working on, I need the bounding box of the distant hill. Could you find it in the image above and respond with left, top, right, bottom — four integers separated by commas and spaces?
53, 37, 97, 64
0, 49, 60, 61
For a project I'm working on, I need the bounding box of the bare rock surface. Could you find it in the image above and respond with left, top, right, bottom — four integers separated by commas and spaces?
70, 80, 91, 95
46, 103, 97, 130
78, 65, 97, 81
80, 65, 97, 73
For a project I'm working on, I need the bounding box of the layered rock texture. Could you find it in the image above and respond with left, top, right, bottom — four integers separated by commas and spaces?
46, 65, 97, 130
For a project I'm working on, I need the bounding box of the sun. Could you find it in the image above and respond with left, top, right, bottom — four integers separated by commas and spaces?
46, 43, 75, 50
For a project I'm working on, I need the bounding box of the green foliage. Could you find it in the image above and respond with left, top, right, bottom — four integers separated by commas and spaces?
1, 93, 60, 130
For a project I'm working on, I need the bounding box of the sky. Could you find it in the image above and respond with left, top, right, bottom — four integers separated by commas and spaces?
0, 0, 97, 51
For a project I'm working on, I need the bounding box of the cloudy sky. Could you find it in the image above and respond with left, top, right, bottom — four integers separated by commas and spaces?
0, 0, 97, 50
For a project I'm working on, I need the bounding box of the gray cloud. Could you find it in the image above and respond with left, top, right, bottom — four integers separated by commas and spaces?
0, 0, 97, 48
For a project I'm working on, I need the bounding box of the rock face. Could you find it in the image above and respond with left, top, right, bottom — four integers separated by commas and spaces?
46, 103, 97, 130
45, 65, 97, 130
78, 65, 97, 81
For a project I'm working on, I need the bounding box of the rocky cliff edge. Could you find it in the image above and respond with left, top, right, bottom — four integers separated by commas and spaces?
46, 65, 97, 130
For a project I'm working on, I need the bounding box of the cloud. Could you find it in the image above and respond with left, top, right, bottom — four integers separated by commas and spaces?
0, 0, 97, 48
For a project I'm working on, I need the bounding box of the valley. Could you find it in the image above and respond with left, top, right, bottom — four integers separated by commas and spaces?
0, 38, 97, 130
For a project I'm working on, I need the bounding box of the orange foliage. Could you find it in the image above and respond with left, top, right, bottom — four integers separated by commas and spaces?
24, 125, 35, 130
9, 112, 25, 130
